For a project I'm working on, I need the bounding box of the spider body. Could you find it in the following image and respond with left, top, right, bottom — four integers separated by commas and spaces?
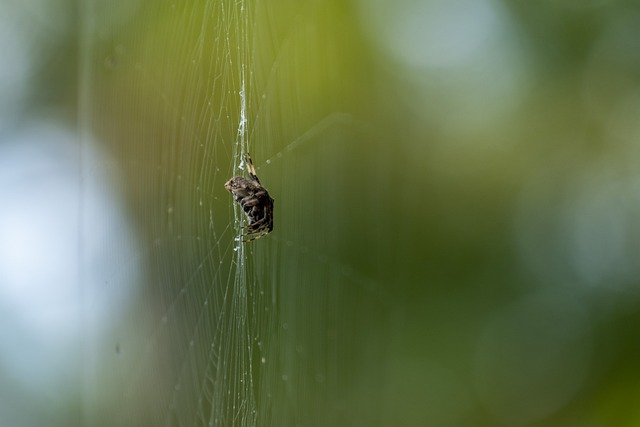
225, 153, 274, 242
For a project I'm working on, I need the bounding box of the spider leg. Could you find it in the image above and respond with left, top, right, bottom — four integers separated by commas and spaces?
240, 221, 263, 234
242, 228, 269, 243
244, 216, 267, 230
241, 216, 269, 240
243, 153, 260, 184
241, 223, 266, 237
242, 198, 259, 208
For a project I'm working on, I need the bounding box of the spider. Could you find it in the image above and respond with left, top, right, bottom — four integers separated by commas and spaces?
224, 153, 274, 242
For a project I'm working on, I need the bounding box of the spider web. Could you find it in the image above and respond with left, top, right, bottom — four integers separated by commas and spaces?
79, 1, 385, 426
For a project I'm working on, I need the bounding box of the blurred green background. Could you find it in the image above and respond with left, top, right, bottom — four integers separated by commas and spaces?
2, 0, 640, 426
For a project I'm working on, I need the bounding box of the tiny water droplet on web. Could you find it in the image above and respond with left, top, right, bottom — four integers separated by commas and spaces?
266, 159, 271, 165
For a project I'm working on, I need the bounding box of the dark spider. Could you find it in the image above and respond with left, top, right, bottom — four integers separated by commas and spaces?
224, 153, 274, 242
